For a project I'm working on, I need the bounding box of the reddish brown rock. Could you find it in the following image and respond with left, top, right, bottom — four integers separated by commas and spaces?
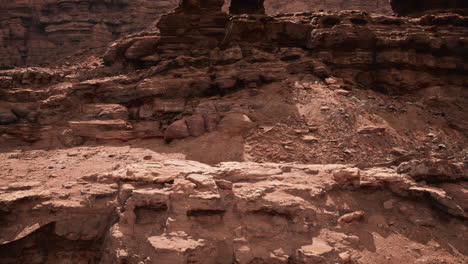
185, 115, 207, 137
390, 0, 468, 16
338, 211, 365, 224
203, 114, 222, 132
164, 119, 190, 141
0, 0, 178, 68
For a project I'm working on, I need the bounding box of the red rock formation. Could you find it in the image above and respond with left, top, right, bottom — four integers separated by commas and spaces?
0, 0, 178, 68
0, 0, 396, 68
0, 1, 467, 263
155, 0, 229, 58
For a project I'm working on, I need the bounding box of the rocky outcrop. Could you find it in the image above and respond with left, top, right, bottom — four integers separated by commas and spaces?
0, 0, 397, 68
0, 149, 467, 263
1, 6, 467, 166
0, 2, 467, 263
0, 0, 178, 68
390, 0, 468, 16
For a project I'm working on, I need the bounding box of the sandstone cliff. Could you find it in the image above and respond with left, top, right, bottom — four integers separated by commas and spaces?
0, 0, 395, 68
0, 1, 467, 263
0, 0, 178, 68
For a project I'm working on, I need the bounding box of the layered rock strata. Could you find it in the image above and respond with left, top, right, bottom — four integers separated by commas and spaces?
265, 0, 392, 15
1, 2, 467, 166
0, 148, 466, 263
390, 0, 468, 16
0, 0, 178, 68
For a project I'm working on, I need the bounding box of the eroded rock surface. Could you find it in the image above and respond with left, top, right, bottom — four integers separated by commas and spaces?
0, 148, 466, 264
0, 1, 466, 263
0, 0, 178, 68
390, 0, 468, 16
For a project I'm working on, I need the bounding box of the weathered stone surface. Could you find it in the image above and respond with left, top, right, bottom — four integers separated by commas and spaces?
185, 114, 207, 137
124, 36, 160, 60
390, 0, 468, 16
0, 111, 18, 125
0, 0, 178, 68
164, 119, 190, 141
266, 0, 392, 15
81, 104, 129, 121
398, 159, 467, 182
0, 148, 467, 263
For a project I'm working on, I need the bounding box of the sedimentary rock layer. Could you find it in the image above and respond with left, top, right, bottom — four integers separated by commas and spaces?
265, 0, 392, 15
390, 0, 468, 16
0, 149, 466, 263
0, 0, 178, 68
1, 0, 395, 68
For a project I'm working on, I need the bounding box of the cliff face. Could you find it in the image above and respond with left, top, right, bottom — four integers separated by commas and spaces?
0, 1, 467, 264
0, 0, 396, 68
0, 0, 178, 68
390, 0, 468, 16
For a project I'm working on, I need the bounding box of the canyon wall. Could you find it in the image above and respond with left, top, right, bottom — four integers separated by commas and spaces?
1, 0, 394, 68
390, 0, 468, 16
0, 0, 178, 68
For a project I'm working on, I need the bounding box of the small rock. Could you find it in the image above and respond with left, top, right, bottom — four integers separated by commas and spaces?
325, 77, 338, 85
320, 106, 330, 112
302, 135, 319, 143
339, 252, 351, 262
63, 183, 74, 189
438, 144, 446, 149
338, 211, 365, 224
335, 89, 350, 96
357, 125, 386, 134
305, 169, 319, 175
294, 129, 309, 134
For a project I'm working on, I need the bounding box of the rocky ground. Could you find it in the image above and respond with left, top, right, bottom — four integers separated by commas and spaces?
0, 0, 467, 263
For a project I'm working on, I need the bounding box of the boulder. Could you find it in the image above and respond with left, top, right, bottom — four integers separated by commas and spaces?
60, 129, 85, 147
217, 113, 254, 135
203, 114, 222, 132
164, 119, 190, 142
124, 36, 160, 60
185, 115, 207, 137
292, 239, 335, 264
